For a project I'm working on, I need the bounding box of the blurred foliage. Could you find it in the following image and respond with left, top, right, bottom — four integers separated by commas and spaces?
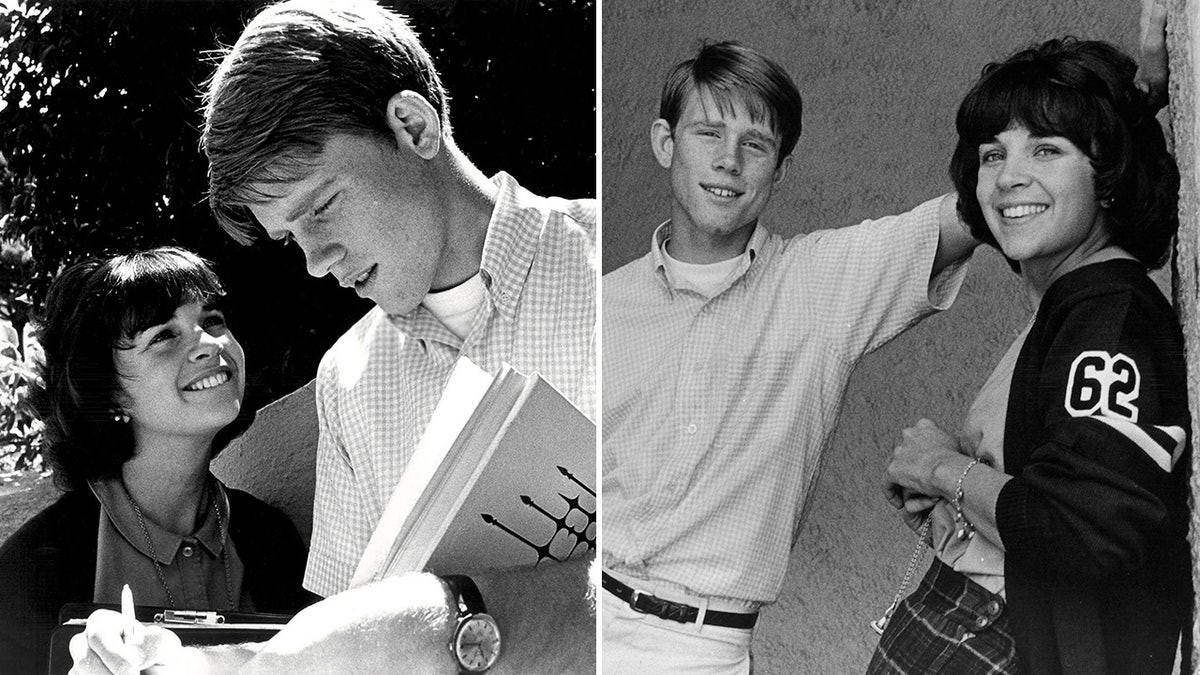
0, 0, 596, 443
0, 354, 42, 474
0, 233, 34, 344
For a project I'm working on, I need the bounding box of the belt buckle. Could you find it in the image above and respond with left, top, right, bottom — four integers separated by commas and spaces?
628, 589, 652, 614
628, 589, 693, 623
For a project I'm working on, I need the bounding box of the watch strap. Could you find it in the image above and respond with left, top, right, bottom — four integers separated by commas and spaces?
443, 574, 488, 616
443, 574, 499, 674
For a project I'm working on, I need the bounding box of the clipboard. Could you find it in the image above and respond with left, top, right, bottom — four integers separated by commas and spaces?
48, 603, 290, 674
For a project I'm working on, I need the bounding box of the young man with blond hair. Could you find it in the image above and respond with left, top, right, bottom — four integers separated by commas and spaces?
602, 41, 976, 673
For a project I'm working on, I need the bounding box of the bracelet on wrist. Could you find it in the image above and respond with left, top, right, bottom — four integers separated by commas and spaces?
952, 458, 980, 541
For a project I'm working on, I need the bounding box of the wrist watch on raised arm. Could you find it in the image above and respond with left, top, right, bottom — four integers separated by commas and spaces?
443, 574, 502, 673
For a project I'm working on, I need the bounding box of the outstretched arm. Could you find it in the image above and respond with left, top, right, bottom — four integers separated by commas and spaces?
932, 193, 979, 277
248, 559, 597, 674
1136, 0, 1169, 109
70, 558, 596, 674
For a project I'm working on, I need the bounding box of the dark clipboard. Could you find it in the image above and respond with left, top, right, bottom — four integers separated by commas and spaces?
48, 603, 290, 675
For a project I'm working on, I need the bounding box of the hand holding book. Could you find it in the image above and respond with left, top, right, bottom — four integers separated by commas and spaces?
352, 358, 596, 586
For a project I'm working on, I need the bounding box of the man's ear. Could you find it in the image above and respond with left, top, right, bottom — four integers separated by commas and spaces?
650, 118, 674, 169
773, 154, 791, 185
384, 91, 441, 160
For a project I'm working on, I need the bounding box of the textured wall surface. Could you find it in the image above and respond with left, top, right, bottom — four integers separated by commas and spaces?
212, 381, 318, 542
1167, 0, 1200, 664
602, 2, 1143, 672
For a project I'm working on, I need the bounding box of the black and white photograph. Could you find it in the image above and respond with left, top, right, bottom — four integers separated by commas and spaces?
2, 0, 1200, 673
0, 0, 595, 672
601, 0, 1196, 673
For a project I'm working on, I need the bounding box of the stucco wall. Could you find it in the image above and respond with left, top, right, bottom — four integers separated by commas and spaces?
212, 381, 318, 542
602, 2, 1144, 672
1167, 0, 1200, 664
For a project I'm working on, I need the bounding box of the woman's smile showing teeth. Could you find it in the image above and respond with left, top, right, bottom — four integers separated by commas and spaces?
184, 370, 231, 392
1000, 203, 1048, 219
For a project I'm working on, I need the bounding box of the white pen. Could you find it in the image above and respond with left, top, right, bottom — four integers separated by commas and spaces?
120, 584, 140, 645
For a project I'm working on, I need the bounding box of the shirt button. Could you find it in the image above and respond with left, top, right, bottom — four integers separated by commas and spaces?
974, 615, 990, 629
986, 600, 1001, 616
181, 545, 194, 558
686, 423, 697, 434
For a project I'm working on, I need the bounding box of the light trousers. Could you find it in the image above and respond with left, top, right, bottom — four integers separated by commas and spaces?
602, 587, 753, 674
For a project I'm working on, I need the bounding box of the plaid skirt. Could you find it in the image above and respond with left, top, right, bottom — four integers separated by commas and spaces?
867, 557, 1022, 675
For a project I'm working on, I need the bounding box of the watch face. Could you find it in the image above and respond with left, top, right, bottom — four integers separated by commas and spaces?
454, 614, 501, 672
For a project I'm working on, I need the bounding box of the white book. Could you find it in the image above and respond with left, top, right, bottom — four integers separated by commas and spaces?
351, 358, 596, 586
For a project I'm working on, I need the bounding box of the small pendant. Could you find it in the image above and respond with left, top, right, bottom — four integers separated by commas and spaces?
871, 599, 899, 635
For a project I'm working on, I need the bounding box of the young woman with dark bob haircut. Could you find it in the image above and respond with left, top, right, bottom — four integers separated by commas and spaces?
0, 247, 313, 674
869, 38, 1190, 674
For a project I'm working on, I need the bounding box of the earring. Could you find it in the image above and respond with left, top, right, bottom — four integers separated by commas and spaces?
1100, 197, 1113, 209
112, 410, 130, 424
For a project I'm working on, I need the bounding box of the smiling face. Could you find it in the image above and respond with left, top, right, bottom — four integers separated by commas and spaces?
113, 301, 245, 444
976, 124, 1110, 281
247, 133, 448, 316
652, 87, 789, 263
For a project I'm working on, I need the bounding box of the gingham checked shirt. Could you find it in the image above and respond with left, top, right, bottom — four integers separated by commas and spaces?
602, 197, 968, 605
305, 173, 596, 597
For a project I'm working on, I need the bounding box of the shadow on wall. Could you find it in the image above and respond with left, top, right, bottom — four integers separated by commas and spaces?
212, 382, 318, 543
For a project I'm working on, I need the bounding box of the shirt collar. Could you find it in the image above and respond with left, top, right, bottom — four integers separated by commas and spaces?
477, 171, 540, 320
91, 473, 230, 565
389, 172, 534, 339
649, 219, 766, 291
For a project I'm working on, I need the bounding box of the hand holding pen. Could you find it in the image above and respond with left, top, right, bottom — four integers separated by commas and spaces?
120, 585, 143, 648
68, 585, 184, 675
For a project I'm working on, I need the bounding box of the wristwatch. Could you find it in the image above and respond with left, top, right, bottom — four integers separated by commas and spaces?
443, 574, 501, 673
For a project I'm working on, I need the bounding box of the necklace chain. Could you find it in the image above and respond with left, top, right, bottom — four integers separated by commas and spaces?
871, 513, 933, 636
121, 480, 236, 610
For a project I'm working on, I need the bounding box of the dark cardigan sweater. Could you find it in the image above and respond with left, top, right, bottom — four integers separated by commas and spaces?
996, 260, 1192, 675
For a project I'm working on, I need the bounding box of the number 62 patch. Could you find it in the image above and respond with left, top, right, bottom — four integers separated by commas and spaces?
1065, 351, 1140, 422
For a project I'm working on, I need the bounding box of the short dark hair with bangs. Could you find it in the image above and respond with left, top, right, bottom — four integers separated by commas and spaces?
660, 41, 803, 168
28, 247, 250, 491
201, 0, 450, 244
950, 37, 1179, 270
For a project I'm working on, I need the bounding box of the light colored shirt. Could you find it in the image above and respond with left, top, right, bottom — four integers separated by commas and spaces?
305, 173, 596, 596
602, 198, 968, 605
91, 473, 248, 610
930, 321, 1030, 596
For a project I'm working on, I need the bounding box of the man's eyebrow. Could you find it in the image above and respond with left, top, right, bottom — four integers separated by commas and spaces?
744, 128, 778, 144
283, 177, 336, 223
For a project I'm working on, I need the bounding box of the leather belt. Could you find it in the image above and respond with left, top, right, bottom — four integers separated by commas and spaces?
602, 573, 758, 629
